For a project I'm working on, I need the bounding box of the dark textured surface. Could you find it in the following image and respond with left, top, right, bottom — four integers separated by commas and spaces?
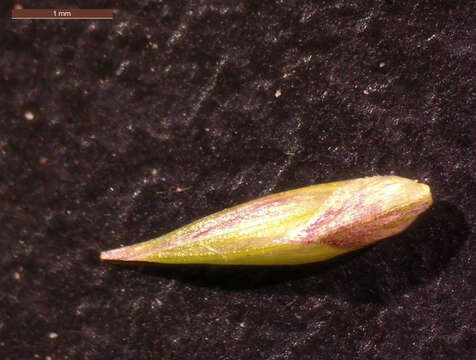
1, 1, 475, 359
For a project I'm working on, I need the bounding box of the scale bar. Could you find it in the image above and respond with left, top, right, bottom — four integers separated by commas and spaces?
12, 9, 113, 20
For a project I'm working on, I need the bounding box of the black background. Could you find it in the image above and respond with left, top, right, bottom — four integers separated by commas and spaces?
1, 1, 474, 359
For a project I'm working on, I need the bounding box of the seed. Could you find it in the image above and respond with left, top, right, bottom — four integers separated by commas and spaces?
100, 176, 432, 265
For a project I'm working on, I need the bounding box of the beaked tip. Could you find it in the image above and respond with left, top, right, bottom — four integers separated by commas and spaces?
100, 246, 139, 262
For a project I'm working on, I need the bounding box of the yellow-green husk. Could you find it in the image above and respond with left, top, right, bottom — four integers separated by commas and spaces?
100, 175, 432, 265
